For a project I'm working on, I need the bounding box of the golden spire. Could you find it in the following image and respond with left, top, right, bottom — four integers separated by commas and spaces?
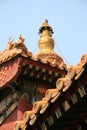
33, 20, 66, 69
38, 19, 54, 52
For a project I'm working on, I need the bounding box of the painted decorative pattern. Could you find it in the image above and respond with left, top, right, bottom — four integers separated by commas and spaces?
0, 57, 21, 88
0, 92, 19, 125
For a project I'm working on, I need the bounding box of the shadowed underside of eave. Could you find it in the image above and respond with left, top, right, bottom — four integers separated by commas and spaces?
49, 94, 87, 130
24, 69, 87, 130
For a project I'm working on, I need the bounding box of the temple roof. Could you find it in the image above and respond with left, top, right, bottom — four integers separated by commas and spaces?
0, 25, 67, 90
0, 20, 87, 130
0, 33, 66, 71
14, 54, 87, 130
0, 34, 67, 90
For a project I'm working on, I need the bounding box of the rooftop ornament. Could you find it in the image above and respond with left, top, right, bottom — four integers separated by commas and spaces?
33, 20, 67, 69
38, 19, 54, 36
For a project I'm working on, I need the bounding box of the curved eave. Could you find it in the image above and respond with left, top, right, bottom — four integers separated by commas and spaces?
23, 56, 67, 76
14, 54, 87, 130
0, 54, 67, 90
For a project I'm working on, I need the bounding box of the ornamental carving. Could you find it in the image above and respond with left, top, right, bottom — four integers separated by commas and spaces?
0, 35, 32, 65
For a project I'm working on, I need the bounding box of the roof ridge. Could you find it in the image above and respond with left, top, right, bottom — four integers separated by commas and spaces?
0, 35, 32, 65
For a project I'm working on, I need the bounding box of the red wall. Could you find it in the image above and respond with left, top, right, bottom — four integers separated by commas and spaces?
0, 98, 32, 130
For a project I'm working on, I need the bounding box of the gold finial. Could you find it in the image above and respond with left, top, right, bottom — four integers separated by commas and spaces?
38, 19, 54, 36
38, 20, 54, 51
33, 20, 67, 69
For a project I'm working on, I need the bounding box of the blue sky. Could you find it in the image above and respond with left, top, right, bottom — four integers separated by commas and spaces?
0, 0, 87, 65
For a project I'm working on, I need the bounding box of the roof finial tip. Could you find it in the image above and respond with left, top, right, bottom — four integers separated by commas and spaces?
45, 19, 48, 23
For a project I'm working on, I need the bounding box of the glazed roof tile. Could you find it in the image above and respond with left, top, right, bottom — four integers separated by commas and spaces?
0, 36, 32, 65
14, 54, 87, 130
0, 36, 66, 70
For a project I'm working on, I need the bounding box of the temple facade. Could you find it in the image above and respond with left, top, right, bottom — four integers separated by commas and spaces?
0, 20, 87, 130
